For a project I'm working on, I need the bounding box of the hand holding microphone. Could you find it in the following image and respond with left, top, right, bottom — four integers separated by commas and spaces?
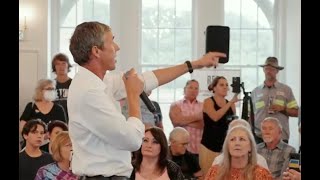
123, 68, 156, 113
122, 68, 144, 96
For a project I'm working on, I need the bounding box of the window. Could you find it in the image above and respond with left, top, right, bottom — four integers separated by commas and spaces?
224, 0, 275, 115
59, 0, 110, 78
141, 0, 193, 136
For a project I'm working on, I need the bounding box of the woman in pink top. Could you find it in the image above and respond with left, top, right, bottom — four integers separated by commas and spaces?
131, 127, 184, 180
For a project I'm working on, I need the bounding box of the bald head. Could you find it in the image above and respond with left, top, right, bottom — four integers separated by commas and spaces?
169, 127, 189, 142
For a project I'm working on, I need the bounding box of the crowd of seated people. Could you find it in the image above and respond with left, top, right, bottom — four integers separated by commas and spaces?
19, 78, 67, 150
18, 119, 301, 179
19, 77, 301, 179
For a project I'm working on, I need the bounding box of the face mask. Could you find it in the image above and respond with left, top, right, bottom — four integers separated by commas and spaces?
43, 90, 57, 101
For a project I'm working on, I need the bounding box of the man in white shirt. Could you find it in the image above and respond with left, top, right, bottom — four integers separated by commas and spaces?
68, 21, 226, 179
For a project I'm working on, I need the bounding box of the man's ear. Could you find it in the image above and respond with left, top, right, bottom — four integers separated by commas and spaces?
91, 46, 100, 58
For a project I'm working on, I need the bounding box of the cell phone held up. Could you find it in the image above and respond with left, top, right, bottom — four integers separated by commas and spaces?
231, 77, 241, 94
288, 153, 300, 172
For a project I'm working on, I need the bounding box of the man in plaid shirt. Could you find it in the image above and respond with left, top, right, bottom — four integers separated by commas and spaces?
257, 117, 296, 179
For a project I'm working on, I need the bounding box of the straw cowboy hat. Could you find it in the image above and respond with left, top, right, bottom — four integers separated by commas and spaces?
259, 57, 284, 70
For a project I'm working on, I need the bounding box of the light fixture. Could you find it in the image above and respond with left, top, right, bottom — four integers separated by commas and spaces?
19, 6, 31, 41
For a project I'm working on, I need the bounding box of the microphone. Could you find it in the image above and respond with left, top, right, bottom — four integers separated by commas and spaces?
124, 69, 156, 113
140, 91, 156, 113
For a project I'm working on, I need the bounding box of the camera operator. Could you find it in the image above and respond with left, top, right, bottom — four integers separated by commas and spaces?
200, 76, 239, 175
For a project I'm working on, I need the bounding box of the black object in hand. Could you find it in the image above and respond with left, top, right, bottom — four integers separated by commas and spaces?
205, 25, 230, 64
231, 77, 241, 93
140, 91, 156, 113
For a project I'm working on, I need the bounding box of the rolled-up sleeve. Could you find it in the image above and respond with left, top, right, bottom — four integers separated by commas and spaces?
140, 71, 159, 92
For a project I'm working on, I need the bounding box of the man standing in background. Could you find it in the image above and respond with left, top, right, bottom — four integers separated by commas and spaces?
51, 53, 72, 122
251, 57, 299, 144
169, 79, 203, 159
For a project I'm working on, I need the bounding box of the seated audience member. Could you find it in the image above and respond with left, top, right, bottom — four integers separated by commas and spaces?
19, 119, 54, 180
131, 127, 184, 180
283, 168, 301, 180
19, 79, 67, 134
257, 117, 296, 179
169, 127, 203, 179
212, 119, 269, 170
122, 90, 163, 129
40, 120, 68, 153
35, 131, 79, 180
205, 125, 272, 180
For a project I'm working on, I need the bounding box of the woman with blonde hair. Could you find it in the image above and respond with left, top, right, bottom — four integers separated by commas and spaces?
205, 125, 272, 180
35, 131, 79, 180
19, 79, 67, 134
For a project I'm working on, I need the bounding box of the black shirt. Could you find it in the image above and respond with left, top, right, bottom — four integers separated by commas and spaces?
201, 97, 234, 152
170, 149, 201, 179
20, 102, 67, 124
55, 78, 72, 122
19, 150, 54, 180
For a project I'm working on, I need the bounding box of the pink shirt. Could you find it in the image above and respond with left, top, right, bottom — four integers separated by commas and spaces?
135, 168, 170, 180
172, 98, 203, 154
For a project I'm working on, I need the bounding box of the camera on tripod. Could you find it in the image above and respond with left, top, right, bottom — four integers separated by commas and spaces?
231, 77, 242, 94
230, 77, 257, 139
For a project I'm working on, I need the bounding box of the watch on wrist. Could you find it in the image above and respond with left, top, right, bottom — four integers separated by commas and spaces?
185, 60, 193, 74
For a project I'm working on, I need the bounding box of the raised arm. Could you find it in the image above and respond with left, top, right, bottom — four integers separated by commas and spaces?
153, 52, 226, 86
203, 94, 238, 122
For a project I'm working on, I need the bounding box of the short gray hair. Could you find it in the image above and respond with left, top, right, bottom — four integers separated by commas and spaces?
169, 127, 189, 141
261, 117, 283, 131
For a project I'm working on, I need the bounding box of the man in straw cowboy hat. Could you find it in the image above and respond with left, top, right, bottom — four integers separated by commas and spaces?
251, 57, 299, 144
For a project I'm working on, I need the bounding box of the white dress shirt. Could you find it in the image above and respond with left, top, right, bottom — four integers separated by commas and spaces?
68, 67, 158, 177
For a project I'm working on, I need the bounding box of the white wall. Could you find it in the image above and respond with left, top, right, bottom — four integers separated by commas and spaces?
285, 0, 301, 149
110, 0, 141, 72
19, 0, 49, 116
